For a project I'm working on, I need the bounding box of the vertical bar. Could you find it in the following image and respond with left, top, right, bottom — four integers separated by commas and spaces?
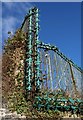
25, 9, 32, 100
24, 7, 41, 99
68, 62, 78, 97
35, 8, 41, 92
44, 51, 48, 90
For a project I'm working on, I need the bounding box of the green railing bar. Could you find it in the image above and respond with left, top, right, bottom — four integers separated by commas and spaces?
38, 41, 83, 73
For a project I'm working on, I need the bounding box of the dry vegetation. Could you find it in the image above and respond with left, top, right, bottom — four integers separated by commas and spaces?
2, 29, 26, 107
2, 29, 82, 119
2, 29, 61, 119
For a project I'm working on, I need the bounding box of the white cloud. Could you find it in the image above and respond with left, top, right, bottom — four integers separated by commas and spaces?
2, 17, 17, 39
2, 2, 33, 41
3, 2, 33, 16
0, 18, 2, 42
0, 2, 2, 54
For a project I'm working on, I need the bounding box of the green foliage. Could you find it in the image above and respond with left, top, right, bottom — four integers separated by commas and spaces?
8, 91, 28, 114
3, 29, 27, 114
3, 29, 26, 53
4, 28, 82, 118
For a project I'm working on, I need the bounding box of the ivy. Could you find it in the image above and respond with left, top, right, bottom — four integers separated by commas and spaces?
2, 28, 61, 118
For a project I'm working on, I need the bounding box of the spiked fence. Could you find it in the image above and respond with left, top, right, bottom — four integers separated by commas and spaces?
21, 7, 83, 114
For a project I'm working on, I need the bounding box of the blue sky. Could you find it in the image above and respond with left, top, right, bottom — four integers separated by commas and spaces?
2, 2, 81, 68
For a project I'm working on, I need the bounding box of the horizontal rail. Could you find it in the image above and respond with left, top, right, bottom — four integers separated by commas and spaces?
38, 41, 83, 73
20, 11, 82, 73
21, 8, 39, 30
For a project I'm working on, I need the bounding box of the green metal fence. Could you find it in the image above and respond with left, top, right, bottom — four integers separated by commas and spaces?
21, 7, 83, 114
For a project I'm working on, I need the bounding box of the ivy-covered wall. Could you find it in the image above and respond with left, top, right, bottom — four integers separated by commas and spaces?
2, 29, 82, 119
2, 29, 26, 107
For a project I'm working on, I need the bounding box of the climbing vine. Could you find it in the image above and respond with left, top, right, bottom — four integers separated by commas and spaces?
2, 29, 27, 112
2, 28, 82, 119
